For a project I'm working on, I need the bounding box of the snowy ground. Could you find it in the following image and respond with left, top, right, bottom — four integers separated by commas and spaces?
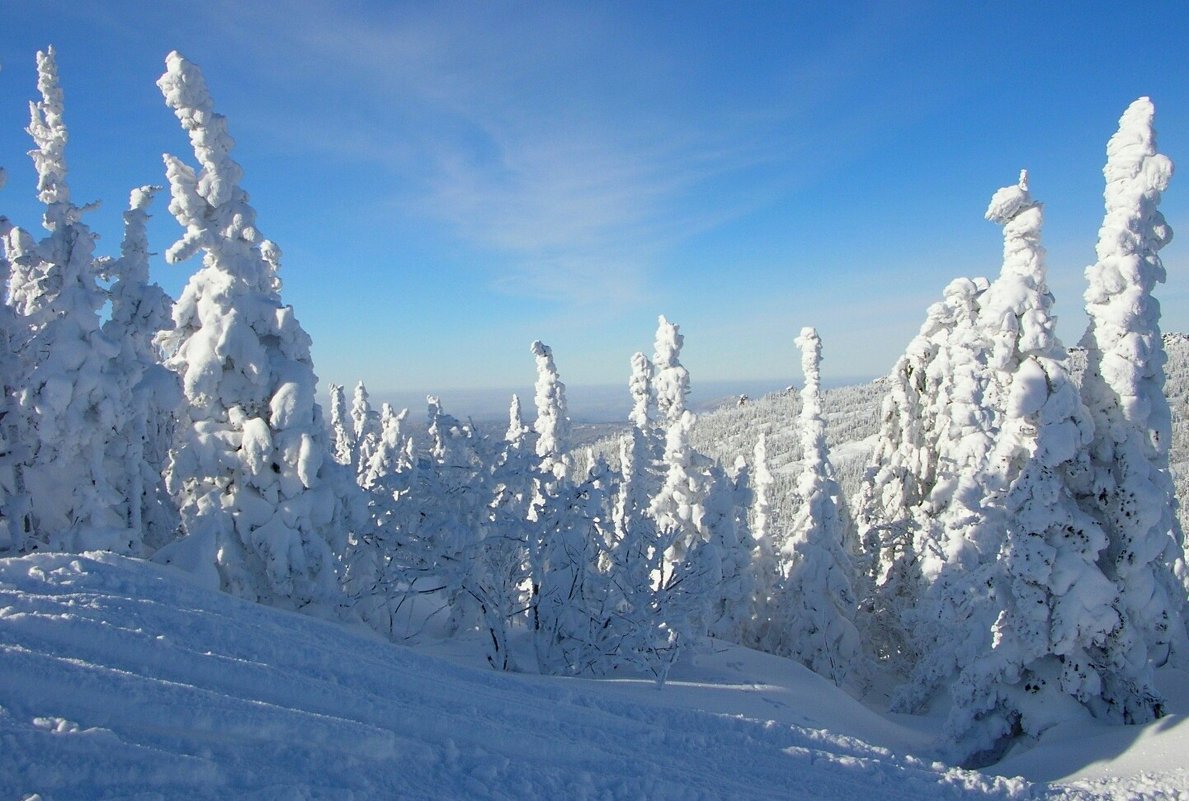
1, 553, 1186, 800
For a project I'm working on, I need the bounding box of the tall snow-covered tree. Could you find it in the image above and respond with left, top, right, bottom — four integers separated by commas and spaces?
351, 380, 381, 480
0, 168, 29, 553
528, 340, 583, 673
653, 315, 690, 428
327, 383, 356, 467
152, 51, 346, 612
3, 48, 135, 553
768, 327, 862, 686
920, 172, 1145, 763
855, 275, 989, 670
743, 435, 780, 648
1075, 97, 1188, 671
100, 185, 182, 552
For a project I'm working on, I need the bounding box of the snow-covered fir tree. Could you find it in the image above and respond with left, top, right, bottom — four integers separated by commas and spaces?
856, 274, 989, 671
0, 168, 28, 552
3, 48, 137, 553
768, 327, 862, 686
927, 172, 1142, 764
327, 383, 356, 467
743, 435, 780, 648
351, 380, 381, 481
100, 185, 182, 552
152, 51, 346, 612
653, 315, 690, 428
528, 340, 585, 673
1075, 97, 1188, 673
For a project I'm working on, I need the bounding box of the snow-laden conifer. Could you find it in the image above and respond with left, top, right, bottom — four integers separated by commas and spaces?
479, 394, 535, 670
0, 173, 29, 552
528, 340, 581, 672
653, 315, 690, 428
927, 172, 1145, 763
101, 185, 182, 551
152, 52, 345, 611
351, 381, 381, 480
1076, 97, 1188, 671
743, 435, 780, 647
768, 328, 862, 685
3, 48, 135, 553
361, 402, 409, 490
327, 383, 355, 467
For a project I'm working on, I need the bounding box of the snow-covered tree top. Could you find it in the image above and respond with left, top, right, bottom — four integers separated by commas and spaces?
981, 169, 1057, 369
506, 393, 530, 446
795, 327, 828, 470
654, 315, 690, 426
628, 351, 652, 430
531, 340, 570, 464
1090, 96, 1173, 290
158, 51, 244, 210
28, 47, 69, 210
158, 51, 278, 292
985, 170, 1034, 225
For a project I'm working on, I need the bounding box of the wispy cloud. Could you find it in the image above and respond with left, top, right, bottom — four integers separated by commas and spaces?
169, 1, 928, 309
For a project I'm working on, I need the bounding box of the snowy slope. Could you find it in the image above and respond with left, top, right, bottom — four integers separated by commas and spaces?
1, 553, 1186, 800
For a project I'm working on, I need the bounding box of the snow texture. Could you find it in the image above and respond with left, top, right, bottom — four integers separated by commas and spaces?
2, 552, 1186, 800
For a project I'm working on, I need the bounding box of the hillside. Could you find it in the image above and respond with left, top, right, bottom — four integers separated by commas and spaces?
2, 551, 1187, 800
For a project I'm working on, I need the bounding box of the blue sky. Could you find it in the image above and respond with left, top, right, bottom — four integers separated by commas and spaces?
3, 2, 1189, 412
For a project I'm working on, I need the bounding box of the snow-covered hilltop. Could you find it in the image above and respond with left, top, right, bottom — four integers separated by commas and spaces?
1, 50, 1188, 797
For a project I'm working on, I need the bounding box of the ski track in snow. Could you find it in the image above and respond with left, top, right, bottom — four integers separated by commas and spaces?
0, 552, 1184, 800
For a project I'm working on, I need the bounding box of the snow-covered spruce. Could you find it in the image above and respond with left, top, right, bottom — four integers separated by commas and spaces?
152, 51, 349, 613
100, 185, 183, 553
653, 315, 690, 429
0, 167, 27, 552
351, 380, 381, 481
767, 327, 862, 686
327, 383, 355, 467
934, 172, 1141, 764
854, 275, 989, 672
1075, 97, 1188, 674
2, 48, 141, 554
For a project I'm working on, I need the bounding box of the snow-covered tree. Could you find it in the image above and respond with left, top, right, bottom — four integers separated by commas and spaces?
152, 52, 346, 612
327, 383, 356, 467
917, 171, 1145, 763
100, 185, 182, 552
743, 435, 780, 647
351, 381, 381, 479
1075, 97, 1188, 672
3, 48, 136, 553
855, 275, 989, 670
479, 394, 535, 670
768, 328, 862, 686
361, 402, 409, 490
653, 315, 690, 428
528, 340, 581, 672
0, 170, 29, 553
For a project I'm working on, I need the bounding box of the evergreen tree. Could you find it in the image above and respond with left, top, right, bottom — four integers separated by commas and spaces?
1076, 97, 1188, 672
4, 48, 135, 553
937, 172, 1140, 763
101, 185, 182, 552
327, 383, 356, 467
152, 52, 345, 612
351, 381, 380, 481
0, 170, 30, 553
855, 277, 989, 670
768, 328, 862, 686
653, 315, 689, 428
